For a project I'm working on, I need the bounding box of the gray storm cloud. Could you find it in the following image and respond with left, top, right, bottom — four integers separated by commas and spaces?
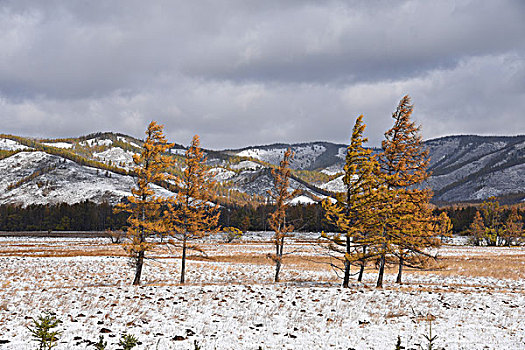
1, 0, 524, 149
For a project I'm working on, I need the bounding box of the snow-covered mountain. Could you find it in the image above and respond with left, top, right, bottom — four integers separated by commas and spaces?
226, 135, 525, 203
0, 151, 174, 207
229, 141, 347, 170
424, 135, 525, 202
1, 133, 525, 206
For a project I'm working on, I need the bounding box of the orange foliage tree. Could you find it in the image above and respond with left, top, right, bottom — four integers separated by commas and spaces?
503, 206, 524, 246
322, 115, 386, 287
268, 149, 299, 282
116, 121, 174, 285
163, 135, 220, 283
377, 95, 437, 287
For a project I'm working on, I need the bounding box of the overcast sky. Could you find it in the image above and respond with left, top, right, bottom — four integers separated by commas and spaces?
1, 0, 524, 149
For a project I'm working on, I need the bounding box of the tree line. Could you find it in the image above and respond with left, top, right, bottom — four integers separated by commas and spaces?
1, 200, 522, 236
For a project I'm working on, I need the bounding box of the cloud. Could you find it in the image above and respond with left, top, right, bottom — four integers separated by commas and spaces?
1, 0, 524, 148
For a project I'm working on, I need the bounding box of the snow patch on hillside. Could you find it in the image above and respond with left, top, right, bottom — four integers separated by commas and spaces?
321, 166, 343, 176
170, 148, 186, 155
42, 142, 73, 149
230, 161, 262, 171
335, 146, 347, 159
80, 138, 113, 147
0, 138, 30, 151
237, 144, 326, 169
289, 195, 316, 205
210, 167, 236, 182
93, 147, 135, 168
320, 175, 345, 192
116, 136, 141, 148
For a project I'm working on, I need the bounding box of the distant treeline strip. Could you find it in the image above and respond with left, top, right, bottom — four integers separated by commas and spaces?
0, 201, 128, 232
0, 201, 334, 233
2, 200, 518, 234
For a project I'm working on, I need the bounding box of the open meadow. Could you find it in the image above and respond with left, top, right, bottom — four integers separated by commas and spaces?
0, 233, 524, 349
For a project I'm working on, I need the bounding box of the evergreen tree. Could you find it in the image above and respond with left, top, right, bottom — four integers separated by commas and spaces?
163, 135, 220, 284
116, 121, 174, 285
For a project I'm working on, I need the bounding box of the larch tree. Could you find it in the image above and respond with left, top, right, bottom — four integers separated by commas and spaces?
502, 206, 523, 246
377, 95, 434, 287
116, 121, 174, 285
164, 135, 220, 284
435, 211, 453, 238
480, 198, 503, 246
268, 149, 299, 283
468, 210, 486, 246
322, 115, 384, 287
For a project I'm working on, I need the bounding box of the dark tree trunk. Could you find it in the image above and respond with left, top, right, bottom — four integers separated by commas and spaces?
396, 256, 403, 284
342, 235, 351, 288
133, 250, 144, 286
274, 238, 283, 282
376, 253, 386, 288
180, 238, 187, 284
357, 246, 366, 282
357, 263, 365, 282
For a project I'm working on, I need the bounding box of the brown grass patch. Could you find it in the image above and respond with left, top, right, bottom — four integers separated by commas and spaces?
409, 253, 525, 280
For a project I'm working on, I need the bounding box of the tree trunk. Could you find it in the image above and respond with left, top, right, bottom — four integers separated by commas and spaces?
376, 253, 386, 288
274, 238, 283, 282
357, 263, 365, 282
342, 235, 351, 288
274, 259, 281, 282
342, 259, 351, 288
180, 238, 187, 284
357, 246, 366, 282
396, 256, 403, 284
133, 251, 144, 286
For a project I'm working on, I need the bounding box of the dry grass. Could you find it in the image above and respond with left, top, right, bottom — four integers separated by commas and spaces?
1, 237, 524, 282
410, 252, 525, 280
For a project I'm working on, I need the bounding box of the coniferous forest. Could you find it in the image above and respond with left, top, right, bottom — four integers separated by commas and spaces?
2, 200, 524, 236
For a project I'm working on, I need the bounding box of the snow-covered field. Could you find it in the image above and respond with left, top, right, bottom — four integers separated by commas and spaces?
0, 235, 524, 349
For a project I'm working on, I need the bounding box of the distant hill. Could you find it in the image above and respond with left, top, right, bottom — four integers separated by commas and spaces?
1, 132, 524, 206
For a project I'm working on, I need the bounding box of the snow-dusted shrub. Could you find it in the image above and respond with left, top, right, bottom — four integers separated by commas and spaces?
27, 312, 62, 350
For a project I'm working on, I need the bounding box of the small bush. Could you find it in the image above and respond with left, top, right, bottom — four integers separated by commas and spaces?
27, 312, 62, 350
222, 226, 243, 243
94, 335, 107, 350
118, 334, 138, 350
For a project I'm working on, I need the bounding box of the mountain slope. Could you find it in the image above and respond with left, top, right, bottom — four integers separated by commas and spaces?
1, 133, 525, 206
0, 151, 174, 207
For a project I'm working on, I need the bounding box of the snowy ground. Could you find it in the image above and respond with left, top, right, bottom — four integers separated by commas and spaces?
0, 235, 524, 349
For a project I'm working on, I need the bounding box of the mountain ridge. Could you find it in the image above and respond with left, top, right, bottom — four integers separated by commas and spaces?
1, 132, 525, 206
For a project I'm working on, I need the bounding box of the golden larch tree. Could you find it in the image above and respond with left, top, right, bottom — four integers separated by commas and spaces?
164, 135, 220, 284
502, 206, 523, 246
468, 210, 486, 246
480, 197, 503, 246
377, 95, 435, 287
435, 211, 453, 238
268, 149, 298, 282
116, 121, 174, 285
322, 115, 385, 287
